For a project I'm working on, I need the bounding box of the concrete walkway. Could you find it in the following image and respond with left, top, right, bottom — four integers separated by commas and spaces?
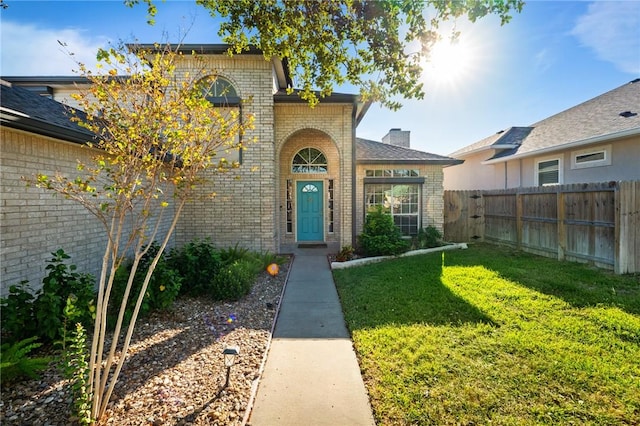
248, 247, 375, 426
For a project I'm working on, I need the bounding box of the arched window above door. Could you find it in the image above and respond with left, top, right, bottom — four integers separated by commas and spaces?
292, 147, 328, 173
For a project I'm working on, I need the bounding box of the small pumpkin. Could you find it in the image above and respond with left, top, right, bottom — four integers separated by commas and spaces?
266, 263, 279, 276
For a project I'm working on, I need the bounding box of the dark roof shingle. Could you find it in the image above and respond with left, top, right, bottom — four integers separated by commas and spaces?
450, 79, 640, 160
356, 138, 462, 165
1, 80, 93, 143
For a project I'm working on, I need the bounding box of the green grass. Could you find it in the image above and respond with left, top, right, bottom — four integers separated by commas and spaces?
333, 243, 640, 425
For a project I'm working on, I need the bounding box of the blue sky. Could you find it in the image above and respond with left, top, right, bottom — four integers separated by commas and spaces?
1, 0, 639, 155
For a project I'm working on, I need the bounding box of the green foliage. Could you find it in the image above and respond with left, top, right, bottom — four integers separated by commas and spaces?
253, 250, 288, 270
178, 0, 524, 110
109, 242, 182, 327
169, 240, 273, 300
1, 281, 37, 341
168, 238, 223, 297
335, 245, 355, 262
139, 243, 182, 312
0, 337, 52, 384
358, 206, 409, 257
412, 226, 443, 249
211, 259, 257, 301
1, 250, 95, 343
219, 242, 252, 264
33, 249, 96, 342
61, 323, 92, 425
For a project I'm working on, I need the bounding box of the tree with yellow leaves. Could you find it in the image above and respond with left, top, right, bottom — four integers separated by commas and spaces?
35, 42, 253, 422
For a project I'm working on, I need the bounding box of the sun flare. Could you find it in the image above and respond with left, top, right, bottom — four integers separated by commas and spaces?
423, 36, 478, 88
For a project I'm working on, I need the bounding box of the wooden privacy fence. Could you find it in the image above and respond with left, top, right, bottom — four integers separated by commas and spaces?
444, 181, 640, 274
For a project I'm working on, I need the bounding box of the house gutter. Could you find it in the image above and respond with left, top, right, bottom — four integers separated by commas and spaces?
481, 127, 640, 165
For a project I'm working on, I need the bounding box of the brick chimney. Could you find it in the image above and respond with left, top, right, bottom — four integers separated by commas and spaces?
382, 128, 410, 148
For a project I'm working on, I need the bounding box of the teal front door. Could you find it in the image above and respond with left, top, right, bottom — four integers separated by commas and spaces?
297, 181, 323, 241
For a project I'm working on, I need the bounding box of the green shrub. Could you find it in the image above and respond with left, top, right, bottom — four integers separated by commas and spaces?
109, 242, 182, 328
138, 243, 182, 312
33, 249, 96, 342
335, 245, 355, 262
1, 281, 37, 341
211, 259, 257, 301
412, 226, 443, 249
1, 250, 95, 343
358, 206, 409, 257
253, 250, 288, 270
0, 337, 52, 384
168, 239, 223, 297
61, 322, 92, 425
219, 242, 252, 264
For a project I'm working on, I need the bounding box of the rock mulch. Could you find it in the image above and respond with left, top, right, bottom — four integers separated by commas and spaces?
1, 261, 289, 426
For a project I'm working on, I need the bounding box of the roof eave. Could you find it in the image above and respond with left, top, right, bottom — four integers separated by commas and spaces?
355, 99, 372, 127
357, 158, 464, 166
450, 143, 519, 158
128, 43, 264, 55
481, 127, 640, 165
1, 108, 93, 145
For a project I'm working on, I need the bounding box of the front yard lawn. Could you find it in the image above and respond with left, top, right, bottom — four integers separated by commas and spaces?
333, 243, 640, 425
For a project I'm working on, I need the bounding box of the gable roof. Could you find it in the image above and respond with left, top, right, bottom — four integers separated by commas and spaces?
356, 138, 462, 165
450, 79, 640, 162
449, 126, 532, 158
0, 80, 93, 144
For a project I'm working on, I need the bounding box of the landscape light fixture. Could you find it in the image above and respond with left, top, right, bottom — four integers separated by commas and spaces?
222, 346, 240, 387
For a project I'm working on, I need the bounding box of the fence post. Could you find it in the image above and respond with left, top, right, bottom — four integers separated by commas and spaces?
516, 191, 523, 250
557, 190, 566, 261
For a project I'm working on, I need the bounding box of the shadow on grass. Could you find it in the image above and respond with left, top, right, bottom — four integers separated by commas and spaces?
334, 253, 495, 330
441, 243, 640, 316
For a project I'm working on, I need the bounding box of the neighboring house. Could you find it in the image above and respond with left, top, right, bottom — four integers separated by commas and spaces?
1, 44, 460, 293
444, 79, 640, 190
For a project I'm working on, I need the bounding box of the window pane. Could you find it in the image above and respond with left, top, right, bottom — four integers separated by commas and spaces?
538, 160, 559, 185
201, 76, 238, 99
538, 160, 558, 173
365, 184, 420, 236
292, 148, 328, 173
576, 151, 605, 163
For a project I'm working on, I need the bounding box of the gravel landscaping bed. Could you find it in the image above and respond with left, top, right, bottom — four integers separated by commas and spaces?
1, 260, 289, 426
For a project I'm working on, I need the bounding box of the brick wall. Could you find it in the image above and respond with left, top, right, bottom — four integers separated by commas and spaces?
172, 55, 278, 253
0, 127, 175, 296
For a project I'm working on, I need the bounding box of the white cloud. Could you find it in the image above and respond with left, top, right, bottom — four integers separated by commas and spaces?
1, 21, 109, 75
571, 1, 640, 74
534, 48, 553, 73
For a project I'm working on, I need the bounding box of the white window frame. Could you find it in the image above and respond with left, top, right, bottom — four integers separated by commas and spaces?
364, 183, 421, 236
534, 155, 563, 186
571, 145, 611, 169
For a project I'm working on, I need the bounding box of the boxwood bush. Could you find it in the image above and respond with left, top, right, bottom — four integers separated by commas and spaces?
358, 206, 409, 257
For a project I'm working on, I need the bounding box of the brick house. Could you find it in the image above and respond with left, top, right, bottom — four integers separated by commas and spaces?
1, 45, 460, 293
